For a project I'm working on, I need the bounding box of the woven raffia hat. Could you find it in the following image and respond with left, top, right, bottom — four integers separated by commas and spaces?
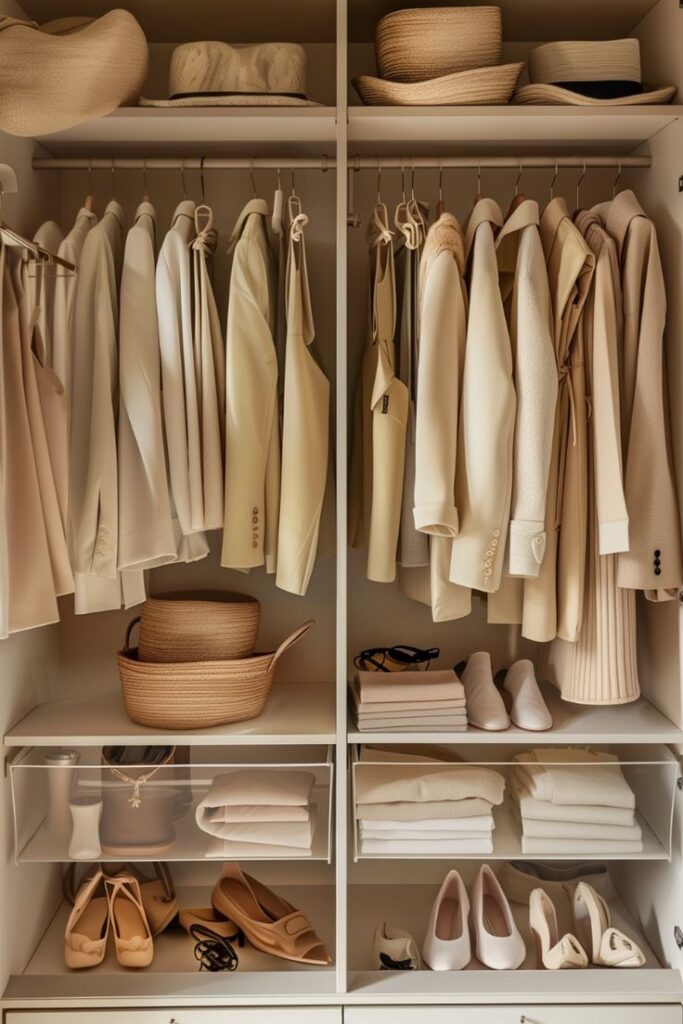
353, 6, 522, 106
0, 10, 148, 136
514, 38, 676, 106
141, 41, 319, 107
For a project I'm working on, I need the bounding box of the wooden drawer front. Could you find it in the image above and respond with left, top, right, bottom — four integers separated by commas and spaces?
345, 1007, 681, 1024
5, 1011, 342, 1024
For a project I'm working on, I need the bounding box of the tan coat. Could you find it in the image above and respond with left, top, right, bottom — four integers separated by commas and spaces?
450, 198, 516, 593
595, 190, 683, 599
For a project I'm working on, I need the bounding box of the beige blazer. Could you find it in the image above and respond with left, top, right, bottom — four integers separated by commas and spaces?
222, 199, 280, 573
118, 202, 176, 573
1, 242, 59, 634
515, 198, 594, 643
276, 205, 330, 596
69, 201, 145, 614
156, 199, 209, 564
53, 206, 97, 397
31, 221, 63, 369
450, 198, 516, 594
596, 191, 683, 599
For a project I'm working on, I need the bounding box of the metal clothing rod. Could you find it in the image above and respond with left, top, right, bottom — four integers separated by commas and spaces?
348, 156, 651, 169
32, 157, 336, 170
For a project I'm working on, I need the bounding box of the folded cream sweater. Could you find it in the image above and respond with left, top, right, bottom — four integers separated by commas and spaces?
355, 763, 505, 805
356, 797, 493, 821
513, 749, 635, 809
509, 774, 636, 826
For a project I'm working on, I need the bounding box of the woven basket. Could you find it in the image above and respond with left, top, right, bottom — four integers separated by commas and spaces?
118, 620, 314, 730
353, 62, 522, 107
138, 590, 260, 663
375, 6, 501, 84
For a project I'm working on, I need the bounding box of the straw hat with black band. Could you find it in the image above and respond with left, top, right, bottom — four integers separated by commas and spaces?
514, 38, 676, 106
140, 41, 319, 107
353, 6, 523, 106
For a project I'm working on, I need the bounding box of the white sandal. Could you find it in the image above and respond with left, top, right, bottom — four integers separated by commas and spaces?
572, 882, 645, 968
529, 888, 587, 970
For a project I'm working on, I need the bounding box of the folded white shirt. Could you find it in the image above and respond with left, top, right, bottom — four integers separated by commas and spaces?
514, 749, 635, 810
209, 805, 310, 824
360, 837, 494, 855
521, 818, 642, 841
361, 827, 492, 841
509, 775, 636, 826
360, 814, 494, 832
521, 836, 643, 854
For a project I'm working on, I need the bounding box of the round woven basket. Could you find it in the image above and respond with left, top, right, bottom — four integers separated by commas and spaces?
138, 590, 260, 663
118, 619, 314, 730
375, 6, 502, 84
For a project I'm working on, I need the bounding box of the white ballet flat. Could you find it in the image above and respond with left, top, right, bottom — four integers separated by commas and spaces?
573, 882, 645, 968
422, 869, 471, 971
502, 660, 553, 731
460, 652, 509, 731
471, 864, 526, 970
529, 888, 587, 970
374, 921, 421, 970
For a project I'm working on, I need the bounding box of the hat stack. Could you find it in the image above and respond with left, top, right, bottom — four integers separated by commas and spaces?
514, 38, 676, 106
353, 6, 523, 106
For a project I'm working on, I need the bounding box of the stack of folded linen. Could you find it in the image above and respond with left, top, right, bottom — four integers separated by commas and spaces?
510, 748, 643, 855
196, 769, 316, 858
351, 670, 468, 732
354, 747, 505, 855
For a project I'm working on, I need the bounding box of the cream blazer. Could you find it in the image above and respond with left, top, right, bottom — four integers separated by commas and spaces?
53, 206, 97, 398
367, 204, 408, 583
450, 198, 516, 594
222, 198, 280, 573
156, 199, 209, 564
276, 205, 330, 596
31, 221, 63, 369
69, 201, 146, 614
409, 213, 471, 621
506, 198, 594, 643
118, 202, 176, 573
596, 191, 683, 599
0, 243, 59, 634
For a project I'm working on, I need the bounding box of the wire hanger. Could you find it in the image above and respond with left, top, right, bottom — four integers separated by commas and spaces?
272, 166, 284, 235
84, 158, 95, 213
142, 158, 150, 203
474, 160, 483, 204
0, 162, 75, 273
576, 161, 587, 211
549, 160, 559, 202
612, 159, 623, 199
180, 158, 188, 201
111, 158, 117, 200
506, 159, 526, 217
195, 155, 212, 231
249, 157, 258, 198
436, 159, 445, 218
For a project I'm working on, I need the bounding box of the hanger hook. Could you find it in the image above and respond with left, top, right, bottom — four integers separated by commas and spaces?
438, 159, 444, 202
514, 159, 523, 196
549, 160, 559, 201
88, 158, 93, 196
612, 159, 622, 199
199, 156, 207, 203
290, 158, 296, 197
142, 157, 149, 198
400, 157, 406, 203
410, 160, 415, 201
249, 157, 257, 198
376, 160, 382, 204
180, 158, 187, 200
276, 166, 282, 191
576, 160, 587, 210
477, 160, 481, 195
111, 158, 116, 197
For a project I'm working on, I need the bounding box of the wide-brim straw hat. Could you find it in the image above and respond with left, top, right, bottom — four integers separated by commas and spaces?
354, 63, 524, 106
375, 6, 502, 83
141, 41, 319, 107
0, 10, 148, 136
514, 38, 676, 106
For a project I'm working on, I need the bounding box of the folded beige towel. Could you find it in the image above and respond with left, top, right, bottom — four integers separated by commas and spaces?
355, 763, 505, 806
210, 805, 310, 824
509, 775, 636, 826
356, 798, 493, 821
360, 837, 493, 855
203, 820, 313, 847
356, 715, 467, 730
514, 749, 635, 810
521, 836, 643, 855
356, 704, 466, 718
356, 669, 464, 704
360, 814, 493, 834
199, 769, 315, 808
361, 826, 492, 841
522, 818, 641, 841
355, 696, 467, 712
206, 838, 313, 858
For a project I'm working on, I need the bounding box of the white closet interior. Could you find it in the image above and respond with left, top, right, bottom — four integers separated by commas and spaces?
1, 0, 683, 1020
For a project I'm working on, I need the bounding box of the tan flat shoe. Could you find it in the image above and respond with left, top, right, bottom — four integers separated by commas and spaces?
64, 870, 110, 969
529, 888, 587, 970
211, 863, 331, 966
106, 874, 153, 968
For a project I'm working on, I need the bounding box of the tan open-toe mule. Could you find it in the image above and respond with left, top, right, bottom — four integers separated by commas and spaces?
105, 874, 154, 968
64, 869, 110, 969
211, 863, 331, 966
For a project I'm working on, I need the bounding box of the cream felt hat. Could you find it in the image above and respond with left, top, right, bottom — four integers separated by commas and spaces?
140, 41, 319, 107
0, 10, 148, 137
514, 38, 676, 106
353, 6, 522, 107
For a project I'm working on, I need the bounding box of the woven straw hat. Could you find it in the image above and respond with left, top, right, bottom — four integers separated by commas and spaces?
514, 38, 676, 106
0, 10, 148, 136
141, 42, 319, 107
375, 6, 502, 83
354, 5, 521, 106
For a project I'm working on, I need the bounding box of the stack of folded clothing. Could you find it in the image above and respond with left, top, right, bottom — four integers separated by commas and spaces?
510, 748, 643, 854
351, 670, 468, 732
355, 747, 505, 855
196, 769, 316, 858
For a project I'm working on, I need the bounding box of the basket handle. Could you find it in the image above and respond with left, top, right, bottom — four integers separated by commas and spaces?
124, 616, 141, 654
269, 619, 315, 671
